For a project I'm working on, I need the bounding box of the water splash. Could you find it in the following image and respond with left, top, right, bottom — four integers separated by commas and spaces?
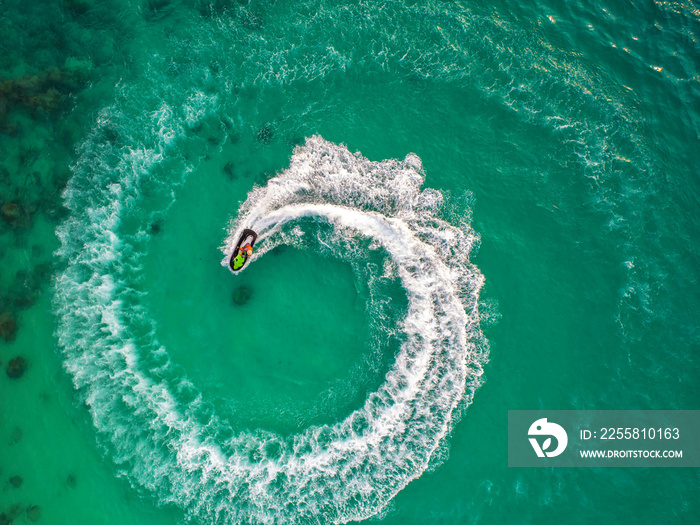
56, 126, 487, 523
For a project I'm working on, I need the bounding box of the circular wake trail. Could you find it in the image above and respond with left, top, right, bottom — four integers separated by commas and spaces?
56, 135, 487, 524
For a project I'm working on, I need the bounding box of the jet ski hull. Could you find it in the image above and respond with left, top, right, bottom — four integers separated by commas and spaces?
229, 228, 258, 273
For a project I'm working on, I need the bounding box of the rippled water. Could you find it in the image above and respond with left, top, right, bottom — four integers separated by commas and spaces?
1, 0, 698, 524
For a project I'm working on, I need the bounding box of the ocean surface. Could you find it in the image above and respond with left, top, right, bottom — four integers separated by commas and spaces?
1, 0, 698, 523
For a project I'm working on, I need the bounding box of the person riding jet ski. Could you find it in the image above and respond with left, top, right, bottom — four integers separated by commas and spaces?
229, 228, 257, 273
231, 244, 253, 271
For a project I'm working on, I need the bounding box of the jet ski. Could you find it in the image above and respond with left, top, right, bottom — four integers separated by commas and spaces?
229, 228, 258, 273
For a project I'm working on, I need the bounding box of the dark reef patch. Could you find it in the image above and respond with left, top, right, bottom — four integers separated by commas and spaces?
0, 503, 23, 524
9, 475, 22, 488
1, 201, 33, 230
66, 473, 77, 488
26, 505, 42, 522
271, 244, 287, 256
6, 356, 27, 379
223, 161, 236, 180
256, 124, 273, 145
150, 217, 164, 235
0, 312, 18, 342
232, 285, 252, 306
0, 61, 91, 124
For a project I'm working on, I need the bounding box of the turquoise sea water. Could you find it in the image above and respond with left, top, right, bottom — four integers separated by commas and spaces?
1, 0, 699, 523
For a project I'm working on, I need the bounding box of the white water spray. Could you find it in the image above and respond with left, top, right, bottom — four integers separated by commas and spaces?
57, 134, 487, 524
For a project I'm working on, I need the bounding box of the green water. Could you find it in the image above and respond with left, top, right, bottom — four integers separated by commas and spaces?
1, 0, 699, 524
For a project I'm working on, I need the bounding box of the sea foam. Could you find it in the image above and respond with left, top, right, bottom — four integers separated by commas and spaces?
56, 130, 487, 524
